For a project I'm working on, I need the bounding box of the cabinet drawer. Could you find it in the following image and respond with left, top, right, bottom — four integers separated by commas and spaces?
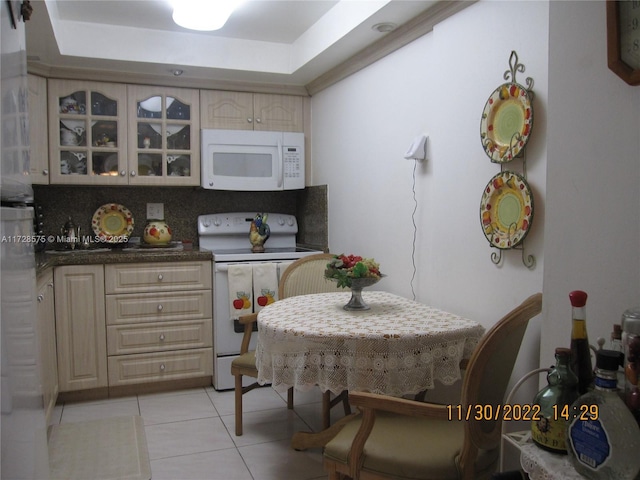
106, 290, 212, 325
107, 320, 212, 355
108, 348, 213, 386
105, 261, 212, 294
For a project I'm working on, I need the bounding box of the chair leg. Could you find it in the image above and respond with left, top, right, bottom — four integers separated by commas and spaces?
415, 389, 427, 402
234, 374, 243, 436
322, 390, 351, 430
322, 390, 331, 430
341, 390, 351, 416
287, 387, 294, 409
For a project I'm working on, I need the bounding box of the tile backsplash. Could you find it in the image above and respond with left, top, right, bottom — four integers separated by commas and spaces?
34, 185, 328, 250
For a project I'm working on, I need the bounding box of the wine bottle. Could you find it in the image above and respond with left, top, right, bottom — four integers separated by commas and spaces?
569, 290, 593, 394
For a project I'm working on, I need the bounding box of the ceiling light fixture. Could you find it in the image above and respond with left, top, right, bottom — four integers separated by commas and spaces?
172, 0, 245, 31
372, 22, 397, 33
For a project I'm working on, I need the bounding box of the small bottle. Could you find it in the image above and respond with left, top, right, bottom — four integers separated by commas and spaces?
610, 324, 623, 352
531, 347, 579, 453
566, 350, 640, 480
622, 307, 640, 425
569, 290, 594, 394
609, 323, 625, 393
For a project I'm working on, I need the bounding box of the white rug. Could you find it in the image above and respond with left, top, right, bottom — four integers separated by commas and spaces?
48, 415, 151, 480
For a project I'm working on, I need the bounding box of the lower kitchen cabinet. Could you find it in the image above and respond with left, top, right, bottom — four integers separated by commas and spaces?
107, 349, 213, 386
54, 264, 108, 392
104, 261, 213, 387
36, 268, 58, 422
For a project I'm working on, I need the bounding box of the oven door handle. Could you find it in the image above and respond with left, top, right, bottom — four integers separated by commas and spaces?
215, 262, 280, 273
215, 264, 231, 273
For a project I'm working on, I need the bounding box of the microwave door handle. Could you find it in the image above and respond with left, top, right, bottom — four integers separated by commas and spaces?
277, 138, 283, 188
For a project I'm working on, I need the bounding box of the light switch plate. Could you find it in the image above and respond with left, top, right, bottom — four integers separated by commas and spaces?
147, 203, 164, 220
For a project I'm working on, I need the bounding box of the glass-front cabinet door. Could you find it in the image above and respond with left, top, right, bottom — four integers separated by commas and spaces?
48, 80, 128, 185
127, 85, 200, 186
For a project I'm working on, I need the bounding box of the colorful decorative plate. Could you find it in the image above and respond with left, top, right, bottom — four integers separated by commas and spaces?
480, 171, 533, 249
480, 82, 533, 163
91, 203, 134, 243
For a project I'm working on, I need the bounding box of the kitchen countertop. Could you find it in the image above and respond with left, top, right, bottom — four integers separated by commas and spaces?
36, 246, 212, 274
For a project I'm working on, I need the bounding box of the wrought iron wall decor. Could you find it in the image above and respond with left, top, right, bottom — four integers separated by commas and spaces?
479, 51, 536, 269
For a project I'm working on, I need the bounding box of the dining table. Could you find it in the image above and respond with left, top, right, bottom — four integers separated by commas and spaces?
255, 290, 485, 444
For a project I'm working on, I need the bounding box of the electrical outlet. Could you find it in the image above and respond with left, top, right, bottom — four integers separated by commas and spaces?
147, 203, 164, 220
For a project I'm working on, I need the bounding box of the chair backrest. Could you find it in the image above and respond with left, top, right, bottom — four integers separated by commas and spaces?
460, 293, 542, 460
278, 253, 344, 299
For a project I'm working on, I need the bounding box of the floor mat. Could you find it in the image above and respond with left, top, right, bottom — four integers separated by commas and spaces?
48, 415, 151, 480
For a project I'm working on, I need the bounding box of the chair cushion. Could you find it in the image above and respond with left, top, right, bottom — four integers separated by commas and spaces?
231, 350, 256, 370
324, 411, 498, 480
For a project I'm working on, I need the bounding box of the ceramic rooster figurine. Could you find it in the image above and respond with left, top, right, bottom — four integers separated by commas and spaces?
249, 213, 270, 253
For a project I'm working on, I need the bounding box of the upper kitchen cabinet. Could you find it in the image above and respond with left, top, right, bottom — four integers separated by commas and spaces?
200, 90, 304, 132
48, 79, 128, 185
128, 85, 200, 186
28, 74, 49, 184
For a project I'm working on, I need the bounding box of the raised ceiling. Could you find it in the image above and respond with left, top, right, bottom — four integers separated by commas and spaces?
25, 0, 471, 93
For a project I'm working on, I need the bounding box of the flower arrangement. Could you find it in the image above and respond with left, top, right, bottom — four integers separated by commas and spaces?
325, 254, 381, 288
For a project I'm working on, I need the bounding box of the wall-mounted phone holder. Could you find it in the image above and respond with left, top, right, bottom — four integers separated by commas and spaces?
404, 134, 428, 160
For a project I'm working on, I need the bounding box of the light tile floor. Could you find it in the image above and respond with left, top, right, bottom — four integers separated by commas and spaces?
50, 385, 336, 480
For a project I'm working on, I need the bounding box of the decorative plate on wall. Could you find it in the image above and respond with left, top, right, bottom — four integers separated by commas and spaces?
480, 171, 533, 249
480, 82, 533, 163
91, 203, 134, 243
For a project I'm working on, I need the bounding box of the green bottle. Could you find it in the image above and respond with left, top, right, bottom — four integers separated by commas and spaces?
531, 347, 579, 453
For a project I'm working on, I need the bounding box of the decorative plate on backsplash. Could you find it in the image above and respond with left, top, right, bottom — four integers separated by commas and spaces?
91, 203, 134, 243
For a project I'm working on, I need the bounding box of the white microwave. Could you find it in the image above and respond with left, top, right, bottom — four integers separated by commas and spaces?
201, 129, 305, 191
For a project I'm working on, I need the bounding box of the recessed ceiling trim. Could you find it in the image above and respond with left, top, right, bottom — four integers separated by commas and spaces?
30, 0, 474, 90
305, 0, 476, 95
291, 0, 391, 70
44, 0, 397, 77
50, 20, 293, 74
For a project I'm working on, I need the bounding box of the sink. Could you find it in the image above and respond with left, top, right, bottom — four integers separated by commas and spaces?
45, 248, 112, 254
45, 243, 184, 254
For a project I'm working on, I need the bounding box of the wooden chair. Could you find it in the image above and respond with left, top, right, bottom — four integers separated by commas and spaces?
322, 292, 542, 480
231, 253, 348, 436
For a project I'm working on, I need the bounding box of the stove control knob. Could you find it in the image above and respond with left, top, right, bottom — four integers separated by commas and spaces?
287, 217, 295, 226
277, 217, 285, 226
213, 218, 222, 226
202, 218, 211, 228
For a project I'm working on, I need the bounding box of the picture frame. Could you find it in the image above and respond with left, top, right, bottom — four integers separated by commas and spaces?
606, 0, 640, 85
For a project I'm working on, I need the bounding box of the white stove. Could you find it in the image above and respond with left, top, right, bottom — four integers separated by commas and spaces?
198, 212, 323, 389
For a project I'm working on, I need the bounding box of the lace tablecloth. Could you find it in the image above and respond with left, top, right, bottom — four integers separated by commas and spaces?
520, 441, 586, 480
256, 291, 485, 396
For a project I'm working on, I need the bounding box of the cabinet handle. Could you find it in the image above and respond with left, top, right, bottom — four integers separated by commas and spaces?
255, 117, 262, 123
37, 294, 44, 303
160, 364, 166, 371
120, 170, 126, 177
157, 274, 163, 281
157, 304, 163, 311
247, 118, 253, 123
130, 171, 137, 177
47, 283, 53, 288
159, 334, 165, 341
42, 169, 48, 176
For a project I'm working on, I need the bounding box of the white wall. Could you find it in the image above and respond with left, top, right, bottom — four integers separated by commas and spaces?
542, 2, 640, 370
311, 0, 640, 470
311, 0, 548, 407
